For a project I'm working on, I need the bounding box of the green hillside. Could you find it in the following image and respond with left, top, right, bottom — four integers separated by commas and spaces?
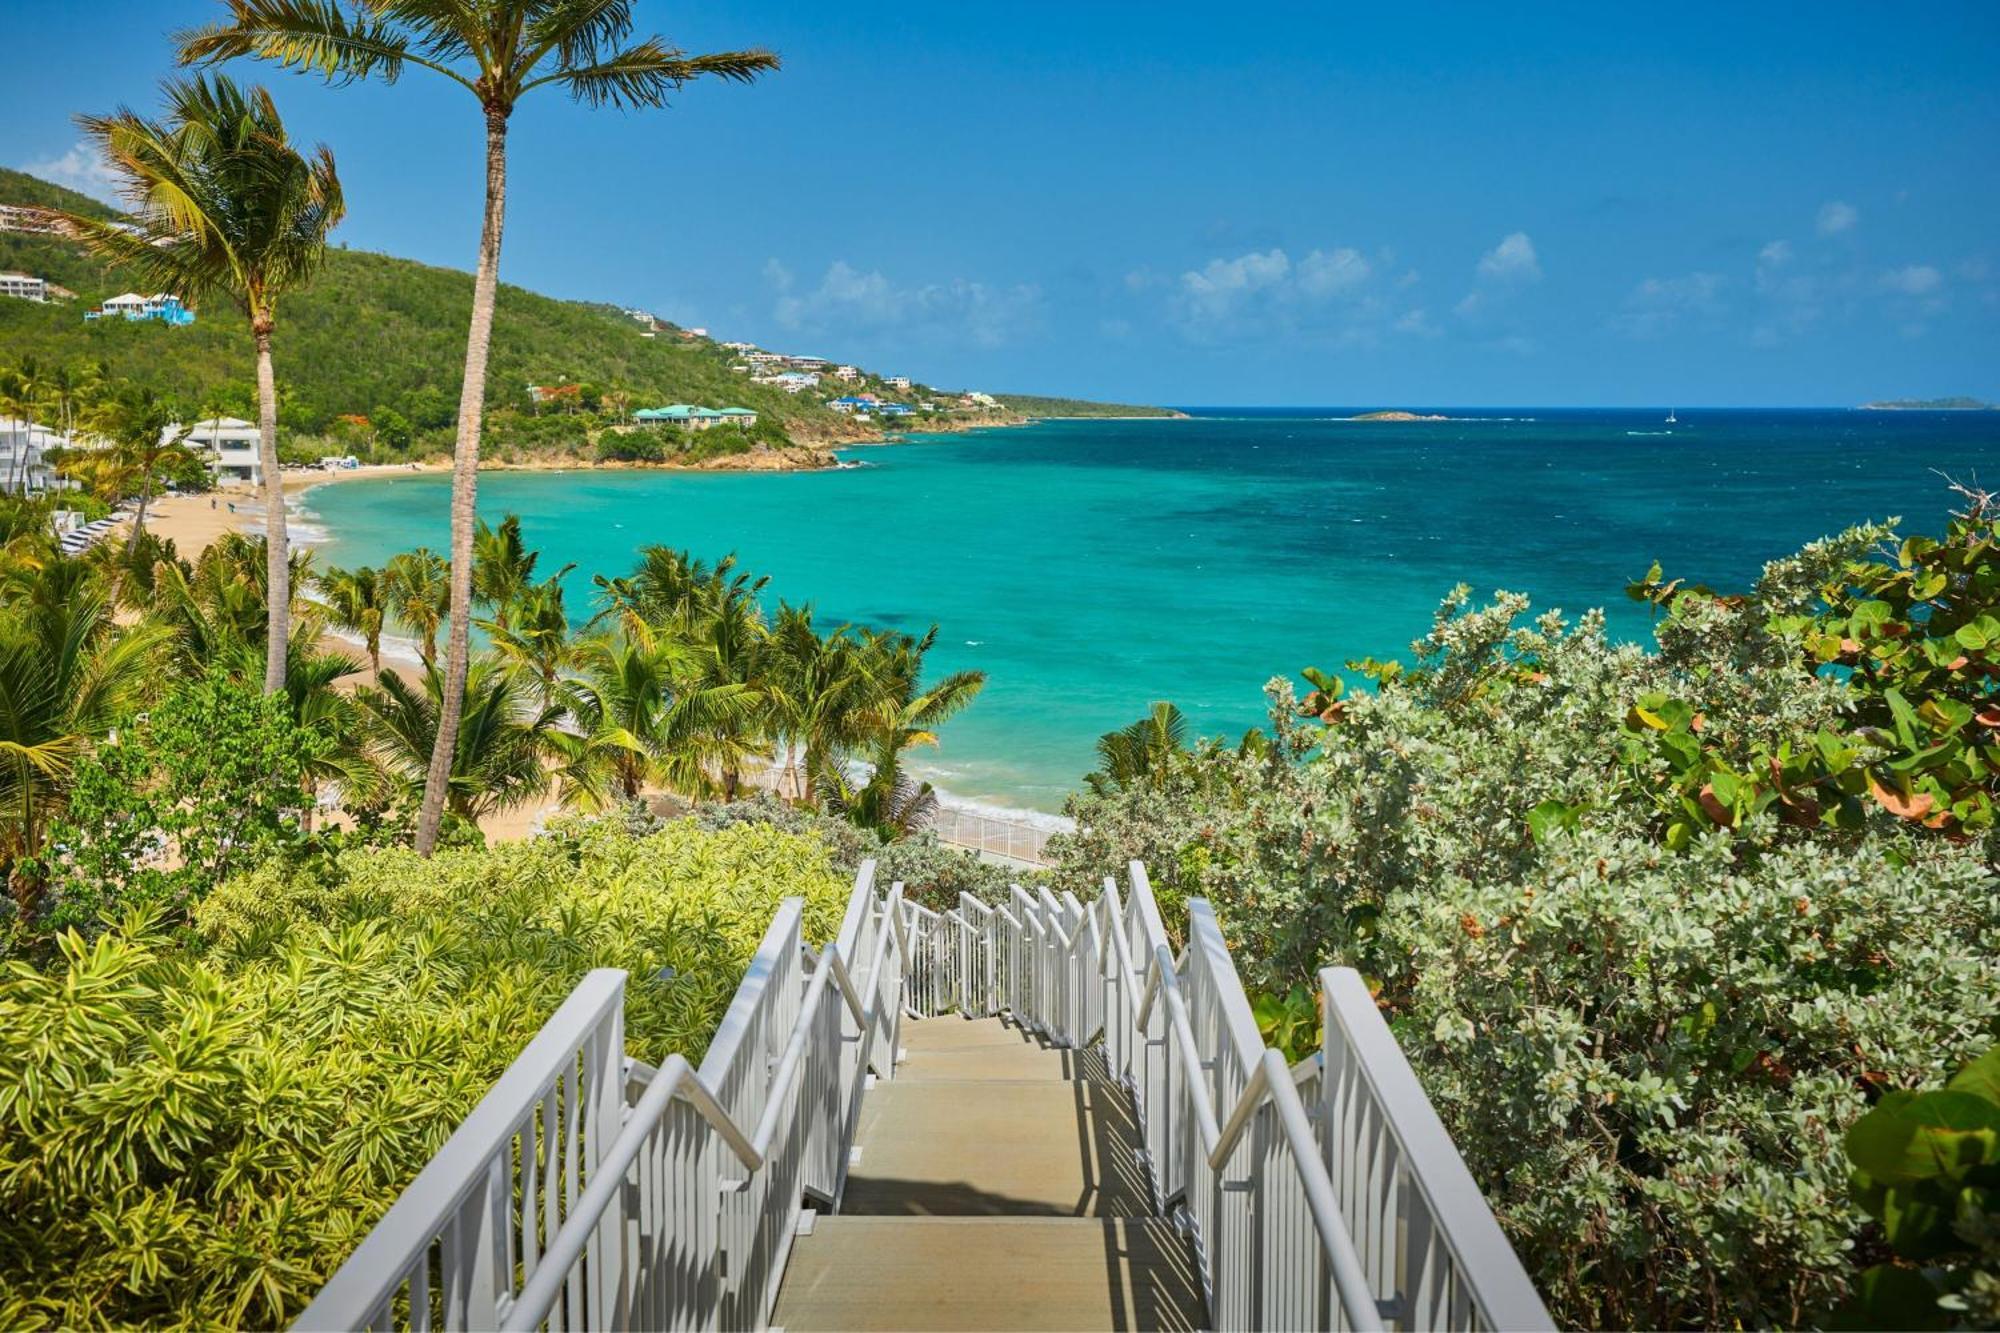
0, 169, 1169, 457
993, 393, 1184, 419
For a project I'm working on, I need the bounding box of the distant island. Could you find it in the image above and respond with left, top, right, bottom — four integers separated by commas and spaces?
1859, 397, 1997, 411
1350, 410, 1449, 422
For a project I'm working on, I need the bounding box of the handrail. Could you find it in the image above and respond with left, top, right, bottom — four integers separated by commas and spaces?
294, 971, 626, 1331
1003, 881, 1387, 1333
1321, 967, 1554, 1330
800, 941, 869, 1030
507, 884, 908, 1333
502, 1053, 757, 1331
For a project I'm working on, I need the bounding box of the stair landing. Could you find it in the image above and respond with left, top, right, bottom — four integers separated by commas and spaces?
772, 1015, 1207, 1332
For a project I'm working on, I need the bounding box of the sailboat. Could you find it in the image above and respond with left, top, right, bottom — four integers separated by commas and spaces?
1666, 408, 1679, 425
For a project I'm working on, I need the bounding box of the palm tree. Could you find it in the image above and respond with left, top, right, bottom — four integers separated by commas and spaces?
767, 604, 870, 802
0, 358, 45, 496
181, 1, 780, 855
1087, 701, 1190, 795
473, 514, 554, 627
71, 384, 192, 552
57, 74, 343, 697
383, 548, 449, 666
0, 577, 166, 915
483, 575, 574, 697
813, 626, 985, 840
355, 657, 554, 830
318, 562, 389, 672
552, 628, 681, 808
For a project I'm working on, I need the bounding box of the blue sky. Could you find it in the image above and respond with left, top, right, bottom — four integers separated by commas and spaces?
7, 1, 1998, 406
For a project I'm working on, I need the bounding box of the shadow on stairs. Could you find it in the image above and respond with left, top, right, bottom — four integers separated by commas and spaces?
771, 1014, 1208, 1332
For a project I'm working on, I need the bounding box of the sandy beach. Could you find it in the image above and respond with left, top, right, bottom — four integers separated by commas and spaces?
144, 461, 444, 557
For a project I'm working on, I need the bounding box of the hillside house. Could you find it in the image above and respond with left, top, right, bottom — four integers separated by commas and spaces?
0, 272, 48, 302
86, 292, 195, 325
832, 365, 861, 382
885, 375, 912, 390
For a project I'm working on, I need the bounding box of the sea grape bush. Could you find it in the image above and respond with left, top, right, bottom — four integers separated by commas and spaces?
1627, 491, 2000, 841
1838, 1045, 2000, 1328
0, 818, 846, 1328
1053, 513, 2000, 1328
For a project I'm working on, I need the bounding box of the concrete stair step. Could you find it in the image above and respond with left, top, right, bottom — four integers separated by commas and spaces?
771, 1217, 1206, 1332
843, 1079, 1151, 1217
897, 1015, 1111, 1082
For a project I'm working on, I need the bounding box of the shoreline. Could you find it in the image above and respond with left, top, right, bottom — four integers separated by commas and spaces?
146, 461, 1078, 840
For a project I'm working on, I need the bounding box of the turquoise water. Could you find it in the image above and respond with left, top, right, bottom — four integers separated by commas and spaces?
304, 408, 2000, 813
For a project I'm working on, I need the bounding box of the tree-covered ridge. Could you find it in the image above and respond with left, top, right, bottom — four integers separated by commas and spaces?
992, 393, 1183, 419
0, 170, 1168, 453
0, 167, 121, 221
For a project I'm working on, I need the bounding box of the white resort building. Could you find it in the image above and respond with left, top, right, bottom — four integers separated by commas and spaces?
182, 417, 263, 485
0, 272, 48, 302
0, 417, 64, 494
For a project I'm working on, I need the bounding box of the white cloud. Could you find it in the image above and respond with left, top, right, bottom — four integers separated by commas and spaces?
19, 141, 122, 206
1475, 232, 1542, 284
1816, 200, 1858, 236
1169, 245, 1390, 340
1180, 248, 1293, 322
1609, 272, 1728, 339
1295, 247, 1372, 298
1456, 232, 1542, 323
768, 259, 1042, 348
1757, 239, 1793, 271
1879, 264, 1942, 296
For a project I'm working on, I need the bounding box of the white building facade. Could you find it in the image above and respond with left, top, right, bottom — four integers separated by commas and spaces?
183, 417, 264, 486
0, 272, 48, 302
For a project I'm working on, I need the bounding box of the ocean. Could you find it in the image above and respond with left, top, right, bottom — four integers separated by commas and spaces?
303, 407, 2000, 815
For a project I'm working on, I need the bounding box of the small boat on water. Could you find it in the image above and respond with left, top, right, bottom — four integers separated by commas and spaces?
1666, 408, 1679, 425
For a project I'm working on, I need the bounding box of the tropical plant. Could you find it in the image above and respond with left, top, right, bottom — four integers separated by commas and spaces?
483, 573, 574, 695
473, 513, 566, 626
58, 73, 344, 694
1837, 1045, 2000, 1329
0, 818, 847, 1327
551, 627, 681, 808
0, 572, 165, 916
766, 604, 870, 800
382, 546, 448, 665
354, 657, 554, 829
70, 383, 191, 549
317, 562, 389, 672
1086, 700, 1188, 795
180, 0, 781, 855
35, 667, 328, 935
1051, 513, 2000, 1328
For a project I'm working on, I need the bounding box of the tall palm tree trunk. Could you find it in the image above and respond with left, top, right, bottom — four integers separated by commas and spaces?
415, 107, 508, 855
127, 474, 155, 553
255, 319, 290, 695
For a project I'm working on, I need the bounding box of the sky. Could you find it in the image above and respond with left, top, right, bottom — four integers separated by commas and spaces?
5, 1, 1998, 407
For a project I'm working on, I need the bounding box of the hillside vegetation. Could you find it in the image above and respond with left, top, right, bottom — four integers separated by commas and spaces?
0, 169, 1167, 458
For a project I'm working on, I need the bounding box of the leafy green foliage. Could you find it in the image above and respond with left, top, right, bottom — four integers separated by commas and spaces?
36, 668, 327, 935
0, 818, 846, 1328
1624, 492, 2000, 842
1053, 511, 2000, 1328
1837, 1046, 2000, 1329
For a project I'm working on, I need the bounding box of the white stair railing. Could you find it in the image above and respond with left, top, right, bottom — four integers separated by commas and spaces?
295, 862, 904, 1333
930, 862, 1553, 1333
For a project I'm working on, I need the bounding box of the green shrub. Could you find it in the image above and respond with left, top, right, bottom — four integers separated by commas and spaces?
690, 793, 1035, 910
1052, 517, 2000, 1328
1837, 1045, 2000, 1329
0, 819, 846, 1328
